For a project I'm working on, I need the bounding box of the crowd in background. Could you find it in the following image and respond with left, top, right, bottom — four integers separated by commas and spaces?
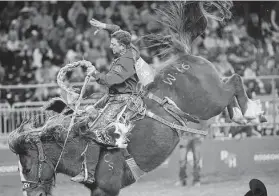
0, 1, 164, 104
0, 1, 279, 137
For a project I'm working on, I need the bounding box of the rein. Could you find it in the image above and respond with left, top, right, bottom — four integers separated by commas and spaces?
134, 84, 207, 136
21, 60, 94, 192
54, 60, 93, 173
145, 93, 208, 136
21, 139, 56, 192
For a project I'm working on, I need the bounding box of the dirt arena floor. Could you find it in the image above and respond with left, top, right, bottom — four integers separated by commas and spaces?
1, 171, 279, 196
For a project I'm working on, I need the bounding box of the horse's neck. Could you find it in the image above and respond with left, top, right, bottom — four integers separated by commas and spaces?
44, 141, 83, 177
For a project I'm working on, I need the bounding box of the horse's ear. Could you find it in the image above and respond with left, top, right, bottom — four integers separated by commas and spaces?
8, 120, 31, 154
43, 97, 68, 113
8, 133, 27, 154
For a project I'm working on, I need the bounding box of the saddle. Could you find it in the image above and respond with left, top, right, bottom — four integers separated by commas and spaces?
43, 94, 146, 148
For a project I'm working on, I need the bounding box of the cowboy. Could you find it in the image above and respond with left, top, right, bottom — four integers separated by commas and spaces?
71, 19, 140, 184
89, 18, 155, 86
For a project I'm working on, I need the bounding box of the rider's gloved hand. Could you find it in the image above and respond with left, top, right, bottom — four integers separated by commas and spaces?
89, 18, 106, 29
89, 18, 106, 35
86, 66, 97, 77
67, 91, 79, 105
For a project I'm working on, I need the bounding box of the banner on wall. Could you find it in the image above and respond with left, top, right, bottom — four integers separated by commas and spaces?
140, 136, 279, 181
1, 137, 279, 180
201, 136, 279, 176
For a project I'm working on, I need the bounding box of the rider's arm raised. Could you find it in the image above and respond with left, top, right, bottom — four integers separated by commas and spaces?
103, 24, 121, 34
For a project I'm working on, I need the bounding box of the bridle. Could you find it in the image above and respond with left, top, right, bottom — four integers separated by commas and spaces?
21, 139, 56, 192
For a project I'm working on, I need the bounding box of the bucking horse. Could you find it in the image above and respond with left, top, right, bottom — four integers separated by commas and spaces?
8, 1, 266, 196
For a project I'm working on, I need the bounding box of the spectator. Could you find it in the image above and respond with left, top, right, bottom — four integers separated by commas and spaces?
8, 19, 20, 41
47, 16, 66, 65
0, 39, 16, 78
227, 38, 256, 76
244, 61, 257, 78
33, 56, 60, 101
203, 31, 221, 61
25, 29, 40, 52
0, 64, 5, 83
0, 1, 279, 106
139, 2, 161, 33
65, 43, 83, 63
119, 2, 140, 32
0, 1, 19, 29
271, 2, 279, 32
83, 40, 104, 65
48, 16, 66, 49
17, 6, 34, 40
67, 2, 87, 30
35, 56, 59, 84
6, 30, 20, 52
59, 27, 76, 57
0, 28, 8, 43
214, 53, 234, 76
177, 135, 203, 187
32, 4, 53, 39
91, 1, 105, 21
32, 40, 53, 68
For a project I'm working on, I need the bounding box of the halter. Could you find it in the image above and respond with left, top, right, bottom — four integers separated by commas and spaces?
21, 139, 56, 192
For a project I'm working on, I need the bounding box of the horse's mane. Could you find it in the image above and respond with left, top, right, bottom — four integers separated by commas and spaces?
9, 112, 92, 154
141, 1, 233, 75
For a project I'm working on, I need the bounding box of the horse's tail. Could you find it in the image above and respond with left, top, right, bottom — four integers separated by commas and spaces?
141, 1, 233, 56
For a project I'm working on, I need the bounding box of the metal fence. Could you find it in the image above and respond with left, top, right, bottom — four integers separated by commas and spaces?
0, 99, 99, 135
1, 75, 279, 137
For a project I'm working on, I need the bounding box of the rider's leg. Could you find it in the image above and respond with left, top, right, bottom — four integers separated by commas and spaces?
71, 142, 100, 184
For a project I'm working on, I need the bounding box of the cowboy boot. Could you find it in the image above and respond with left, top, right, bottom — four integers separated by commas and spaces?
71, 143, 100, 184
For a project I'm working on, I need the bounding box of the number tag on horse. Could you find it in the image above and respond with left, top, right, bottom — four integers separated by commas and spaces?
113, 65, 123, 73
135, 57, 155, 86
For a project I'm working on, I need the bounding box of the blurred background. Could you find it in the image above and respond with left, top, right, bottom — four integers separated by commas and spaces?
0, 1, 279, 196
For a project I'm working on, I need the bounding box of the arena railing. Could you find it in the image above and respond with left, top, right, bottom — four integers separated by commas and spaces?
0, 99, 101, 136
0, 76, 279, 137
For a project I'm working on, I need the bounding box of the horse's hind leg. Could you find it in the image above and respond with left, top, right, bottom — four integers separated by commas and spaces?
222, 77, 247, 124
223, 74, 266, 122
227, 97, 247, 124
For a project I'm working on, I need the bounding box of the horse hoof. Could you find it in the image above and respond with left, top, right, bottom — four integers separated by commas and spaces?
244, 99, 263, 120
247, 114, 267, 124
259, 114, 267, 123
232, 118, 247, 125
231, 107, 247, 125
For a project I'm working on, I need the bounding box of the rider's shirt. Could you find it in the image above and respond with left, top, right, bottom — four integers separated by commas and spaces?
94, 49, 138, 94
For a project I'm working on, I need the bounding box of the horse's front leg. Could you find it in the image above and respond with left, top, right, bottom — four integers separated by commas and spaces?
90, 187, 119, 196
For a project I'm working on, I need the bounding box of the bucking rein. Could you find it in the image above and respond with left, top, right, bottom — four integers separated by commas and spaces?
54, 60, 207, 180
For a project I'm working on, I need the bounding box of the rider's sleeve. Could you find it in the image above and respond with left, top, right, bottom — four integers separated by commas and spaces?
104, 24, 121, 34
94, 56, 135, 87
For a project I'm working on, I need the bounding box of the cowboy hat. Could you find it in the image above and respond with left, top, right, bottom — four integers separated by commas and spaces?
244, 179, 267, 196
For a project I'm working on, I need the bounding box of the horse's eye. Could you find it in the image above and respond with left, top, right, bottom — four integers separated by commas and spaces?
23, 168, 31, 174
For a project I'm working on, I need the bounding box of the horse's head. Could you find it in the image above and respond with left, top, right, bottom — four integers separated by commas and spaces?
8, 122, 55, 196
